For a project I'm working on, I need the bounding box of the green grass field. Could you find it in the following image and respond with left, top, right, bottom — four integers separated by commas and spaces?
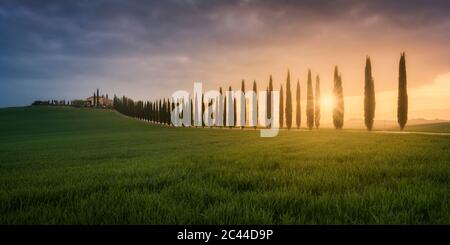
399, 122, 450, 133
1, 106, 449, 224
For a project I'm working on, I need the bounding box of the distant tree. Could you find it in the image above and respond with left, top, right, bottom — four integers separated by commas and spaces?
234, 97, 237, 127
158, 99, 162, 123
70, 100, 84, 107
223, 88, 227, 127
253, 80, 257, 129
333, 66, 344, 129
285, 70, 292, 129
266, 87, 269, 128
241, 80, 245, 129
194, 95, 199, 127
228, 86, 234, 128
93, 92, 96, 107
166, 98, 169, 125
202, 94, 205, 128
296, 80, 301, 129
364, 56, 376, 131
149, 101, 152, 122
219, 87, 223, 127
306, 70, 314, 130
168, 99, 172, 125
279, 85, 284, 128
397, 52, 408, 130
315, 75, 321, 128
161, 100, 165, 123
96, 88, 100, 107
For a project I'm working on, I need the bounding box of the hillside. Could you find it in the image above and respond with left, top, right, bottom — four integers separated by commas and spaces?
0, 106, 449, 224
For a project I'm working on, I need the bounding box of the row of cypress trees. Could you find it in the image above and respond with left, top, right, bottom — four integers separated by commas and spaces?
113, 53, 408, 130
363, 52, 408, 130
113, 96, 173, 125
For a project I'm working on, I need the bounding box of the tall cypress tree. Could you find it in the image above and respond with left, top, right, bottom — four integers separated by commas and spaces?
296, 80, 301, 129
219, 87, 223, 128
153, 101, 156, 122
171, 99, 175, 126
194, 94, 199, 127
149, 99, 153, 121
333, 66, 344, 129
253, 80, 257, 129
279, 85, 284, 128
223, 88, 227, 127
397, 52, 408, 130
285, 70, 292, 129
164, 99, 168, 125
241, 80, 245, 128
306, 70, 314, 130
364, 56, 376, 131
228, 86, 233, 128
268, 75, 273, 120
202, 94, 205, 128
190, 98, 194, 126
158, 99, 162, 124
315, 75, 321, 129
234, 97, 237, 127
162, 99, 165, 124
266, 87, 269, 128
96, 88, 100, 107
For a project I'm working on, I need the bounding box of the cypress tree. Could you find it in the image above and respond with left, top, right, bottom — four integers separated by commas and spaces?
150, 101, 153, 122
219, 87, 223, 127
152, 101, 156, 122
268, 75, 273, 120
202, 94, 205, 128
296, 80, 301, 129
161, 99, 165, 124
190, 98, 194, 126
285, 70, 292, 129
93, 92, 96, 107
279, 85, 284, 128
194, 94, 199, 128
168, 99, 172, 125
333, 66, 344, 129
315, 75, 321, 128
266, 87, 269, 128
253, 80, 257, 129
158, 99, 162, 124
223, 88, 227, 127
364, 56, 376, 131
306, 70, 314, 130
228, 86, 233, 128
96, 88, 100, 107
164, 99, 167, 124
241, 80, 245, 128
397, 52, 408, 130
166, 99, 170, 125
162, 99, 166, 124
234, 97, 237, 127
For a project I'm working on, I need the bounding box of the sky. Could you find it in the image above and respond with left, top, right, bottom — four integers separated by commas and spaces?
1, 0, 449, 121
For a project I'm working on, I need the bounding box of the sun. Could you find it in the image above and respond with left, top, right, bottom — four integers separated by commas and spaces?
322, 95, 334, 111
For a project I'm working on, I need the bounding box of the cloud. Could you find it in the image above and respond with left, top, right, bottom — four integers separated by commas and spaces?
1, 0, 450, 110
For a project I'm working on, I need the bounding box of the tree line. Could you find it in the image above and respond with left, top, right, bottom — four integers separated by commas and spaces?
113, 53, 408, 130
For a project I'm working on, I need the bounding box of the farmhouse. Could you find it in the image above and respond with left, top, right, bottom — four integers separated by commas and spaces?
86, 95, 112, 107
85, 89, 113, 107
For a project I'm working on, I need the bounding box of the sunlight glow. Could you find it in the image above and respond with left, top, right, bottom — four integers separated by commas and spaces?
322, 95, 333, 111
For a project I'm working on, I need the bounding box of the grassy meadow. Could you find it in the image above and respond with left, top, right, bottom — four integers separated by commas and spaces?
0, 106, 449, 224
